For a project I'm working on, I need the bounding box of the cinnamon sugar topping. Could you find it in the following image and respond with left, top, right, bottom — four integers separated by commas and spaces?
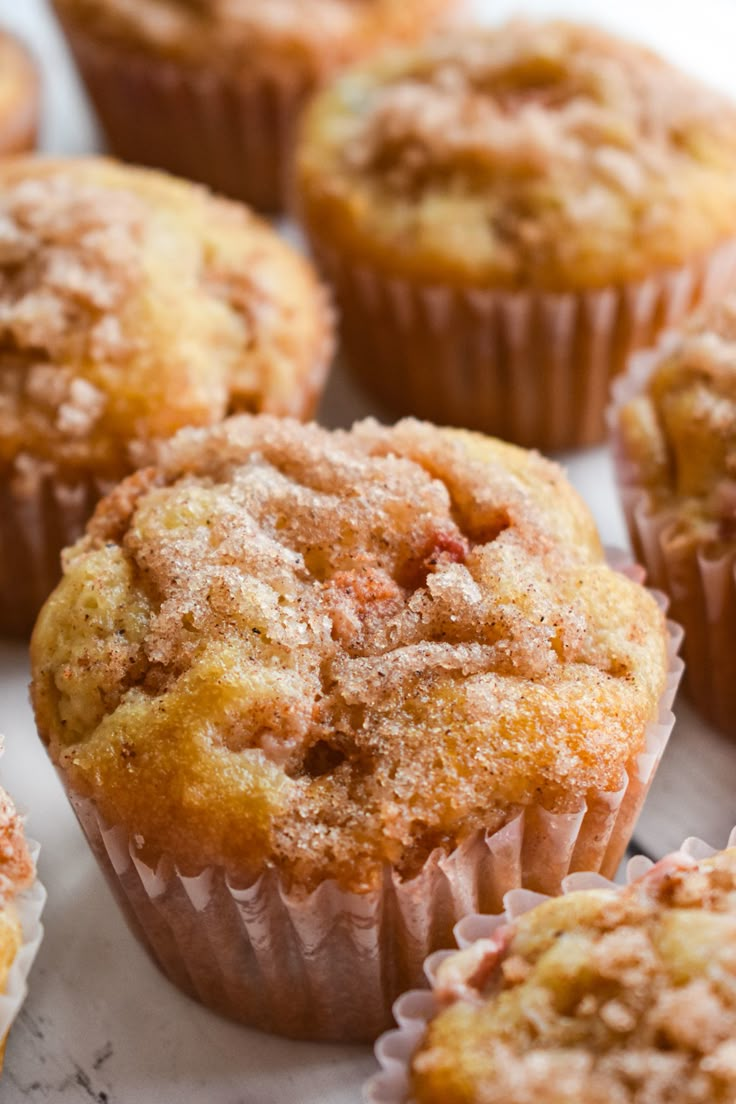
31, 417, 668, 890
0, 158, 332, 476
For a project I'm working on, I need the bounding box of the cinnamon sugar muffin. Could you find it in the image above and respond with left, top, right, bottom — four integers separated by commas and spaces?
0, 773, 40, 1068
51, 0, 458, 212
407, 848, 736, 1104
613, 296, 736, 734
0, 156, 332, 636
0, 32, 39, 158
30, 415, 677, 1039
296, 20, 736, 449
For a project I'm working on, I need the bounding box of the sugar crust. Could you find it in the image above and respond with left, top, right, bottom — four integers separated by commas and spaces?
0, 157, 332, 480
31, 416, 668, 891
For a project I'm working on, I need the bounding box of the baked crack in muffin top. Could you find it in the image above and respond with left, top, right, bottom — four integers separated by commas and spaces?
31, 417, 668, 890
618, 296, 736, 551
0, 157, 331, 480
297, 20, 736, 289
411, 848, 736, 1104
51, 0, 456, 76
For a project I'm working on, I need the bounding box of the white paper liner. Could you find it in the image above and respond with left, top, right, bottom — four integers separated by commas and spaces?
305, 235, 736, 451
55, 556, 682, 1042
56, 16, 317, 213
365, 827, 736, 1104
0, 461, 114, 637
0, 840, 46, 1060
609, 344, 736, 734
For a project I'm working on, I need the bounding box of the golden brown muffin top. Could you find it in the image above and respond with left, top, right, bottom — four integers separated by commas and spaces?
52, 0, 457, 77
297, 21, 736, 291
617, 296, 736, 549
412, 848, 736, 1104
0, 157, 331, 480
31, 416, 668, 892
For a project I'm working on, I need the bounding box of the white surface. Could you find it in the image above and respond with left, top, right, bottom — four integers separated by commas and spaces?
1, 1, 736, 1100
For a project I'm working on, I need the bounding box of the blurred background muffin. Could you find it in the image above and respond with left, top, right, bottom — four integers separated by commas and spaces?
0, 156, 333, 636
50, 0, 460, 213
31, 414, 677, 1041
296, 20, 736, 451
0, 30, 39, 157
612, 296, 736, 736
370, 844, 736, 1104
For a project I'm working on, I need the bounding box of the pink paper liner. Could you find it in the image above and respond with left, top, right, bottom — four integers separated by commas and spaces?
56, 557, 682, 1042
0, 840, 46, 1065
365, 827, 736, 1104
0, 462, 114, 638
305, 236, 736, 451
609, 345, 736, 735
55, 16, 320, 213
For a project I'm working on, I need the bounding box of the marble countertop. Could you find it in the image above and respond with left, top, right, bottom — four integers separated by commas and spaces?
2, 0, 736, 1100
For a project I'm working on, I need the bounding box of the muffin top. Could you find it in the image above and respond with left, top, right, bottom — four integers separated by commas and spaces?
411, 848, 736, 1104
297, 20, 736, 291
617, 296, 736, 549
0, 157, 331, 480
52, 0, 456, 77
31, 416, 668, 892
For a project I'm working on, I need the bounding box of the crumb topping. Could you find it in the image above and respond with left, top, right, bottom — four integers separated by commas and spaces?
0, 158, 331, 477
53, 0, 456, 74
617, 295, 736, 549
31, 416, 668, 891
0, 745, 34, 910
412, 849, 736, 1104
297, 21, 736, 289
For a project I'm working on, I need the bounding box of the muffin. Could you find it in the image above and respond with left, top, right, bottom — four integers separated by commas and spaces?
0, 31, 39, 157
51, 0, 458, 213
0, 156, 333, 636
611, 296, 736, 735
0, 759, 45, 1068
296, 20, 736, 451
369, 843, 736, 1104
30, 415, 679, 1041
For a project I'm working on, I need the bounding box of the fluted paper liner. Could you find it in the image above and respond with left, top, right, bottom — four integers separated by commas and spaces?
305, 237, 736, 451
0, 840, 46, 1064
0, 463, 113, 637
365, 827, 736, 1104
56, 557, 682, 1043
610, 346, 736, 734
55, 16, 314, 213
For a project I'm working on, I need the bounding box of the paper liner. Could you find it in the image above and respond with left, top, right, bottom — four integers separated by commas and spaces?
0, 840, 46, 1068
610, 346, 736, 735
0, 463, 114, 638
54, 17, 316, 213
365, 827, 736, 1104
54, 557, 682, 1043
304, 236, 736, 451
